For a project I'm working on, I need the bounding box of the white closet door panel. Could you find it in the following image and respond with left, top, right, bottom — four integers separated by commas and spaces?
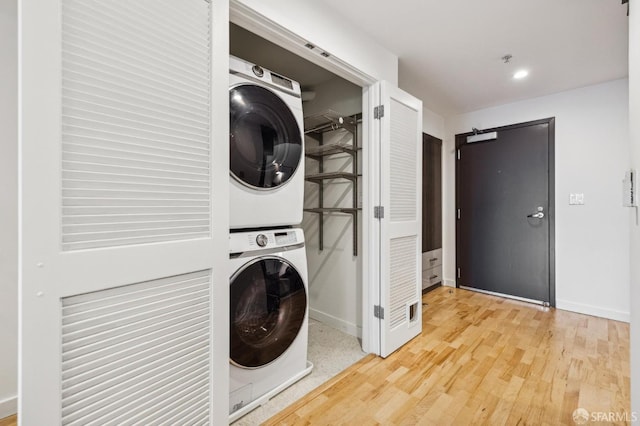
20, 0, 229, 423
377, 81, 423, 358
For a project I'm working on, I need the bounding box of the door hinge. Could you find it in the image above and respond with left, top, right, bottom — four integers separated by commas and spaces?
374, 305, 385, 319
457, 209, 461, 220
457, 268, 461, 279
374, 205, 385, 219
374, 105, 385, 119
457, 149, 461, 160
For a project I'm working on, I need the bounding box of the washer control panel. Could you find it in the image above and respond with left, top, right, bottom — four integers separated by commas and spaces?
229, 228, 304, 254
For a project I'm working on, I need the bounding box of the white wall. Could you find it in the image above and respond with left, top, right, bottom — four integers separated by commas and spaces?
0, 0, 18, 418
444, 79, 630, 322
234, 0, 398, 85
302, 78, 363, 337
628, 1, 640, 417
423, 108, 445, 140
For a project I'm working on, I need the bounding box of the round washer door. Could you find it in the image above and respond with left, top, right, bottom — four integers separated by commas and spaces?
229, 84, 302, 190
230, 257, 307, 368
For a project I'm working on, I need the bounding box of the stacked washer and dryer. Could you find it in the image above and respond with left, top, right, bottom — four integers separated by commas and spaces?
228, 56, 313, 422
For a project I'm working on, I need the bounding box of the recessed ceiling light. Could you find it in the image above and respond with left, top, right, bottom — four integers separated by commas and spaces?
513, 70, 529, 79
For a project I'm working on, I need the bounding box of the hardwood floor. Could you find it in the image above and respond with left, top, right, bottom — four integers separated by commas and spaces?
3, 288, 629, 425
265, 287, 630, 425
0, 415, 16, 426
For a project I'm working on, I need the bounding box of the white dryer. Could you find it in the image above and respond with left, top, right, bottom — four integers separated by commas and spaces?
229, 56, 305, 229
228, 227, 312, 422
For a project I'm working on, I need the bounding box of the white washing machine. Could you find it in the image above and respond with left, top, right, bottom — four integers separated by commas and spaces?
229, 56, 305, 229
229, 227, 313, 422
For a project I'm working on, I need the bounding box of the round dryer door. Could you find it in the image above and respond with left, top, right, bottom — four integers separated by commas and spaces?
230, 257, 307, 368
229, 85, 302, 190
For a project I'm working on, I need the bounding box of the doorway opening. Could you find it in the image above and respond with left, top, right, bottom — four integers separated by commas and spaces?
229, 21, 368, 424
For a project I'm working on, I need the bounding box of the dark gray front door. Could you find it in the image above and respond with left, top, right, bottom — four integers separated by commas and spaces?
456, 119, 555, 305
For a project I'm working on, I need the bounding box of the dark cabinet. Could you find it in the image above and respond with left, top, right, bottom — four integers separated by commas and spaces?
422, 133, 442, 290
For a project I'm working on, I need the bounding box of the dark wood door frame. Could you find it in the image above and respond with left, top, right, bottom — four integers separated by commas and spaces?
454, 117, 556, 307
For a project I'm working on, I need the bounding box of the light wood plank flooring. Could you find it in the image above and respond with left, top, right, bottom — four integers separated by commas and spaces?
265, 287, 630, 425
0, 416, 16, 426
2, 288, 629, 425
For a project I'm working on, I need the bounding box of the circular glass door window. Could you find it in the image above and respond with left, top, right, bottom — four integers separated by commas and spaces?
230, 257, 307, 368
229, 85, 302, 190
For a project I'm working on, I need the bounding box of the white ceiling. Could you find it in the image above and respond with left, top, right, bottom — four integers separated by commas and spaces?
316, 0, 629, 115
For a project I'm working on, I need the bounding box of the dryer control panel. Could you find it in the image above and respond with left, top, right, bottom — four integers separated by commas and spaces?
229, 228, 304, 254
229, 55, 301, 97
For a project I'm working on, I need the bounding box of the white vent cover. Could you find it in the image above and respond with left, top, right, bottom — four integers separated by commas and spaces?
61, 0, 212, 251
389, 236, 418, 329
389, 99, 417, 222
61, 270, 212, 425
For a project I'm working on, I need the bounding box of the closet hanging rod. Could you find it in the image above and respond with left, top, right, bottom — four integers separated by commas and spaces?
304, 119, 357, 134
303, 110, 358, 135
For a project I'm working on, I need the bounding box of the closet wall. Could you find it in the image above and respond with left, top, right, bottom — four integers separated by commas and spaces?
302, 79, 363, 337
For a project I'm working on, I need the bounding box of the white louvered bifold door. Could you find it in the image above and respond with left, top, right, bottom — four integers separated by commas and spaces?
377, 81, 423, 358
20, 0, 230, 424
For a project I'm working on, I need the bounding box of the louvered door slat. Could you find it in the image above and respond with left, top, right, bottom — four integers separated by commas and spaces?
63, 69, 210, 119
114, 380, 209, 426
63, 95, 210, 135
390, 99, 418, 222
61, 270, 211, 425
65, 0, 209, 56
61, 0, 211, 251
63, 351, 209, 420
63, 319, 208, 379
63, 171, 210, 187
389, 236, 418, 328
62, 309, 209, 374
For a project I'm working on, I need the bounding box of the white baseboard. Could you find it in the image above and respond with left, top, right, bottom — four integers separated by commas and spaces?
0, 395, 17, 419
556, 299, 630, 323
443, 279, 456, 288
309, 308, 361, 338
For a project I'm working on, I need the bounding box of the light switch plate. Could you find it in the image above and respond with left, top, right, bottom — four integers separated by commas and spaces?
569, 193, 585, 205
